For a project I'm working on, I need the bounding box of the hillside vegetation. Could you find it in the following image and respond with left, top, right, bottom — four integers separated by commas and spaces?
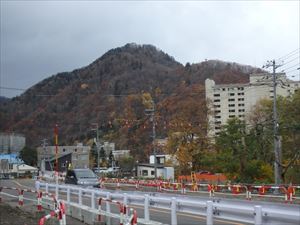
0, 43, 263, 161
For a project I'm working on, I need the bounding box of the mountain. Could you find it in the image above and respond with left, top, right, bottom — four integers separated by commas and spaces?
0, 96, 10, 103
0, 43, 263, 159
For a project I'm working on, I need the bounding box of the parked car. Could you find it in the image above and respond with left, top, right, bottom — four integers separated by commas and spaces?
65, 168, 100, 187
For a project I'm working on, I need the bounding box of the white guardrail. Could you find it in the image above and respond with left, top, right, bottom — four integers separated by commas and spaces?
35, 181, 300, 225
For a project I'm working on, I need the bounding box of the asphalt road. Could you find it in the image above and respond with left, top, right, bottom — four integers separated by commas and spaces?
0, 178, 250, 225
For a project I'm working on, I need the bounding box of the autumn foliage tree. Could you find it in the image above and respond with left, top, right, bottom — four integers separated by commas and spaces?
248, 91, 300, 183
163, 84, 211, 175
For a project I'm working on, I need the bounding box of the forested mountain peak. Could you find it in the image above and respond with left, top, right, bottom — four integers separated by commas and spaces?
0, 43, 263, 159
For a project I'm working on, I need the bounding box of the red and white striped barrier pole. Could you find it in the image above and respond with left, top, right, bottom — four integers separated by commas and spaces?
246, 188, 252, 201
59, 201, 66, 225
157, 183, 162, 192
18, 189, 24, 206
119, 203, 124, 225
135, 181, 139, 190
129, 208, 138, 225
181, 183, 186, 195
98, 198, 103, 222
37, 191, 43, 211
39, 208, 60, 225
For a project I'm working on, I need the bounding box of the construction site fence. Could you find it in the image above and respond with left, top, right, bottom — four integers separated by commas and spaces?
99, 178, 300, 203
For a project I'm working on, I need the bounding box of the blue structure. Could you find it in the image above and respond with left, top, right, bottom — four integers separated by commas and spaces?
0, 153, 24, 164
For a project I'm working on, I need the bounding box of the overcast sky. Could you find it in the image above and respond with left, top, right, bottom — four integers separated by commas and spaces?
1, 1, 299, 98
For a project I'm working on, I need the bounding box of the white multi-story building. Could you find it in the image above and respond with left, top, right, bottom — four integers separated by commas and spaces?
205, 73, 300, 137
0, 133, 26, 154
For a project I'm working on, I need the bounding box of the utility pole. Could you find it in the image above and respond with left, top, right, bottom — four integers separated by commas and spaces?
263, 60, 283, 185
54, 124, 59, 186
41, 138, 48, 172
145, 100, 157, 179
91, 123, 100, 171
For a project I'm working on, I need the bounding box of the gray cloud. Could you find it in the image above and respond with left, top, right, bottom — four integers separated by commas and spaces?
1, 1, 299, 97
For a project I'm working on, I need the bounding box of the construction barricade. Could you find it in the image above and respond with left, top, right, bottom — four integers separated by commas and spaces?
98, 197, 138, 225
38, 200, 66, 225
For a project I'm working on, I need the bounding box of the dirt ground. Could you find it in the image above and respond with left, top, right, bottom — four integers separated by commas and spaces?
0, 203, 42, 225
0, 203, 87, 225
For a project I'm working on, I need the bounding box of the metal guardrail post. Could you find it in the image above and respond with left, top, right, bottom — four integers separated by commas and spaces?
144, 194, 150, 222
35, 181, 40, 192
171, 197, 177, 225
91, 190, 95, 209
254, 205, 262, 225
123, 193, 128, 206
66, 187, 71, 214
67, 187, 70, 205
55, 184, 59, 199
78, 188, 83, 221
78, 188, 82, 205
206, 201, 213, 225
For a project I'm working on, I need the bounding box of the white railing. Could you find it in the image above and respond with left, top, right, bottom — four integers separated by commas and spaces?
36, 181, 300, 225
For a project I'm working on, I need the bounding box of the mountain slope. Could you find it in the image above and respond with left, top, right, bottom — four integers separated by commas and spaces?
0, 43, 263, 159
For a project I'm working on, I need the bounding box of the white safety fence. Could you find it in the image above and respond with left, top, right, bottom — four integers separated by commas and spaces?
36, 181, 162, 225
36, 181, 300, 225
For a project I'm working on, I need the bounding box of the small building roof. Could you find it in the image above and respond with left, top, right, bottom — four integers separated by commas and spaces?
137, 163, 165, 169
17, 164, 38, 171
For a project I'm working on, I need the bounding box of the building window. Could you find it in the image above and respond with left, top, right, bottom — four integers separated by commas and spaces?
238, 93, 244, 96
238, 103, 245, 107
239, 109, 245, 112
215, 110, 221, 113
214, 94, 220, 97
214, 99, 220, 102
74, 148, 77, 152
239, 115, 245, 118
9, 164, 13, 170
215, 121, 221, 124
238, 98, 244, 101
222, 88, 225, 91
229, 93, 235, 96
228, 104, 235, 107
229, 99, 235, 102
229, 115, 235, 118
151, 171, 155, 175
238, 87, 244, 90
215, 116, 221, 119
63, 148, 66, 152
215, 126, 221, 130
229, 109, 235, 112
214, 105, 221, 108
142, 170, 148, 176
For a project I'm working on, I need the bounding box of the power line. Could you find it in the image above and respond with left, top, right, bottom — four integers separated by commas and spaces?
284, 68, 300, 74
281, 63, 300, 72
0, 86, 26, 91
282, 57, 300, 66
277, 48, 300, 61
